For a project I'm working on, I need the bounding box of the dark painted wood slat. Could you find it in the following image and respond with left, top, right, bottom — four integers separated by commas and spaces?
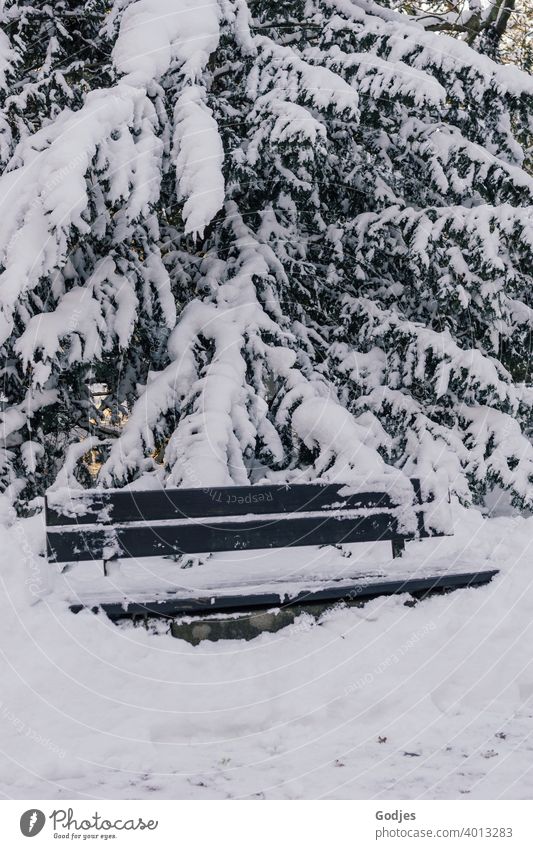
46, 511, 434, 562
45, 481, 418, 526
69, 570, 499, 619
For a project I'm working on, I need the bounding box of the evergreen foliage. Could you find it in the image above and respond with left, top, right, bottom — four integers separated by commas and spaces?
0, 0, 532, 508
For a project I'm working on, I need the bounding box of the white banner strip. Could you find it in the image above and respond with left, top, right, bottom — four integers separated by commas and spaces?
1, 800, 532, 848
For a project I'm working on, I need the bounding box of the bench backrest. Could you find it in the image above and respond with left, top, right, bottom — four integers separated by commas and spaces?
45, 479, 449, 564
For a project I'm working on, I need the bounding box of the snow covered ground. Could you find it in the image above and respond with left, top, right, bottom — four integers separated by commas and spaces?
0, 501, 532, 800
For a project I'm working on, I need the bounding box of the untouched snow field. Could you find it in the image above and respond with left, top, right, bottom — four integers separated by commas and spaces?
0, 501, 532, 800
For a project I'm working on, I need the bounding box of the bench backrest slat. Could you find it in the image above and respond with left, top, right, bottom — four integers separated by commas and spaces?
45, 482, 410, 527
47, 511, 425, 563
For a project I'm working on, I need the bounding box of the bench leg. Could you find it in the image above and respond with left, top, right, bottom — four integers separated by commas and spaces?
391, 539, 406, 559
103, 554, 119, 577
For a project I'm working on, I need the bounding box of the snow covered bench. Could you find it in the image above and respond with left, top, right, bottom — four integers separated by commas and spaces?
45, 479, 497, 620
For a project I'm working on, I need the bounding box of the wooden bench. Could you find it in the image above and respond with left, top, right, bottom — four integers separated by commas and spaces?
45, 479, 497, 620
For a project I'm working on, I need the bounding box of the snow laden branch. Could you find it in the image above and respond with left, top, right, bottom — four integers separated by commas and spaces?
332, 296, 533, 505
101, 205, 389, 487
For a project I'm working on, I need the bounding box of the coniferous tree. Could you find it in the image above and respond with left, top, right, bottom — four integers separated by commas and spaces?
0, 0, 532, 509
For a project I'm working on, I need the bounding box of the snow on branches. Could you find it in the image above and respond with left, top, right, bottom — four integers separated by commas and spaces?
0, 0, 531, 509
